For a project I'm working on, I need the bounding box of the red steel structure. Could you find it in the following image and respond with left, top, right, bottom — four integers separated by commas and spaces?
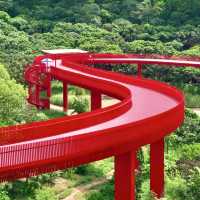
2, 50, 200, 199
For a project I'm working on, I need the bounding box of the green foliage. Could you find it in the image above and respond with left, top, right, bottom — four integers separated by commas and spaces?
0, 64, 38, 125
37, 110, 66, 120
75, 164, 103, 177
165, 176, 188, 200
6, 179, 40, 199
6, 0, 200, 27
185, 93, 200, 108
31, 32, 76, 50
53, 22, 123, 53
0, 0, 13, 12
182, 45, 200, 56
0, 2, 200, 200
86, 180, 114, 200
0, 64, 10, 80
9, 16, 29, 31
79, 39, 122, 53
0, 4, 200, 83
35, 187, 58, 200
50, 94, 63, 106
0, 190, 10, 200
163, 0, 200, 26
170, 84, 200, 108
186, 168, 200, 200
0, 11, 10, 22
173, 109, 200, 145
132, 0, 163, 24
71, 97, 89, 114
34, 173, 60, 185
0, 78, 26, 124
61, 169, 76, 180
57, 188, 72, 200
51, 81, 63, 94
126, 40, 179, 54
179, 144, 200, 160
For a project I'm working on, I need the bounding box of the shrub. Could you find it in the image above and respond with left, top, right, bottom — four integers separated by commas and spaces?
50, 94, 75, 107
6, 179, 40, 199
86, 180, 114, 200
37, 110, 66, 120
71, 97, 89, 114
75, 164, 103, 177
165, 176, 188, 200
181, 143, 200, 160
0, 190, 10, 200
35, 187, 58, 200
173, 109, 200, 145
186, 168, 200, 200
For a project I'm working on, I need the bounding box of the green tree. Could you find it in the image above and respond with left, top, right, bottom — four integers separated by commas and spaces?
0, 78, 26, 124
9, 16, 29, 31
132, 0, 163, 24
0, 0, 13, 12
163, 0, 200, 25
0, 64, 37, 125
125, 40, 179, 54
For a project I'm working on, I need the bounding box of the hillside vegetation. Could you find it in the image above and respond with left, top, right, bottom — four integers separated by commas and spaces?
0, 1, 200, 200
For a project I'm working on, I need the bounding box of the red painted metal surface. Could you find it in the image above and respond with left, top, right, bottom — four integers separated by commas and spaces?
115, 152, 136, 200
150, 139, 165, 198
91, 90, 102, 110
63, 81, 68, 112
3, 51, 200, 199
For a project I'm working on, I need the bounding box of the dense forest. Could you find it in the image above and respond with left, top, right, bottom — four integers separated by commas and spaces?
0, 0, 200, 199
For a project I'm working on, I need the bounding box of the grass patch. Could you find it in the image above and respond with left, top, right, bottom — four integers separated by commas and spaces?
85, 180, 114, 200
57, 188, 72, 199
39, 109, 66, 119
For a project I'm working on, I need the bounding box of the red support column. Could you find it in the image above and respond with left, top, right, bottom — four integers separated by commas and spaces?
150, 138, 165, 198
91, 90, 101, 110
46, 74, 51, 98
63, 82, 68, 112
115, 151, 136, 200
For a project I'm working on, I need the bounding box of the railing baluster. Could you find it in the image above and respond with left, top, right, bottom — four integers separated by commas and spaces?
63, 81, 68, 112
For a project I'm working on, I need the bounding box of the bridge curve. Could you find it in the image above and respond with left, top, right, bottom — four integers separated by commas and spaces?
0, 52, 193, 200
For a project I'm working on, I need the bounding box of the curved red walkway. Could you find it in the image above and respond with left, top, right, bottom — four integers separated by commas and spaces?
1, 52, 197, 200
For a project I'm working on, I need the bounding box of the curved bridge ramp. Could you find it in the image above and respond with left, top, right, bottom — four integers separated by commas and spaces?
3, 52, 199, 200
